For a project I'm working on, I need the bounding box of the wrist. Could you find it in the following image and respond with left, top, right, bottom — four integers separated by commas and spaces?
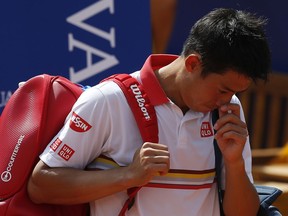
120, 165, 147, 189
224, 157, 245, 172
119, 166, 136, 188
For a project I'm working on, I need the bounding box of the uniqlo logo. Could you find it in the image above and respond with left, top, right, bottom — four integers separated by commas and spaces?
70, 112, 92, 132
58, 144, 75, 161
50, 138, 62, 152
200, 122, 213, 137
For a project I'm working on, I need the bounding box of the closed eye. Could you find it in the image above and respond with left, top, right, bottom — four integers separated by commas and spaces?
219, 89, 230, 94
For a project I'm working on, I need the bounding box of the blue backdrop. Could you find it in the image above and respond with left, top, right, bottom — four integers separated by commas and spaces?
166, 0, 288, 74
0, 0, 152, 113
1, 1, 287, 114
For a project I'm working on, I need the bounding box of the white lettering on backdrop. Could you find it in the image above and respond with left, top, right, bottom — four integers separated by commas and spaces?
66, 0, 119, 83
0, 91, 12, 109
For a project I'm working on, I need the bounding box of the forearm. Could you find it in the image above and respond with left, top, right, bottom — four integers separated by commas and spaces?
28, 143, 169, 205
28, 161, 136, 205
223, 159, 259, 216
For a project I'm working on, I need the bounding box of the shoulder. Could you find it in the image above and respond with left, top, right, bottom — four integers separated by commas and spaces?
78, 80, 123, 103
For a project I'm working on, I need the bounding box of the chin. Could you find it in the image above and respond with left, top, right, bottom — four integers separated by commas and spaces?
190, 104, 213, 113
191, 107, 209, 113
202, 110, 211, 114
200, 107, 214, 113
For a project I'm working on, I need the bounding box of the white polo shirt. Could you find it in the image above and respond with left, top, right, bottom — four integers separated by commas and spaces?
40, 54, 253, 216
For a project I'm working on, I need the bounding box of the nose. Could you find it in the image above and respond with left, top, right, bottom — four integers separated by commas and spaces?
216, 94, 234, 107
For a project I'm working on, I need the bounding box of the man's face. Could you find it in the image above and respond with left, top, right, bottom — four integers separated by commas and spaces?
181, 70, 251, 113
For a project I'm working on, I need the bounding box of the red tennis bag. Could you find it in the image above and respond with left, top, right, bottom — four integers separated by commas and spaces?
0, 74, 88, 216
0, 73, 158, 216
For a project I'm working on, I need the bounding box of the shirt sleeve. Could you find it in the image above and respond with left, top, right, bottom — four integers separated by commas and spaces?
40, 84, 111, 169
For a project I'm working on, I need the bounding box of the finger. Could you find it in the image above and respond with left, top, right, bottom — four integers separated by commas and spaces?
222, 131, 248, 140
141, 143, 169, 157
219, 103, 241, 118
143, 155, 170, 164
215, 130, 248, 146
142, 142, 169, 151
141, 155, 170, 169
141, 157, 170, 176
214, 115, 247, 131
143, 149, 170, 158
147, 164, 170, 176
156, 164, 169, 176
150, 160, 170, 176
215, 124, 248, 140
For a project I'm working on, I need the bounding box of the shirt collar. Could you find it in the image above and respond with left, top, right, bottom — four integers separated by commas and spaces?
140, 54, 178, 106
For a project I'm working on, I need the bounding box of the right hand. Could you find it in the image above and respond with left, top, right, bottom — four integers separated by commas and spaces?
128, 142, 170, 187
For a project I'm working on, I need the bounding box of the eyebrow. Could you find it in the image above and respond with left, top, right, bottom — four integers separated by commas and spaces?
222, 85, 249, 93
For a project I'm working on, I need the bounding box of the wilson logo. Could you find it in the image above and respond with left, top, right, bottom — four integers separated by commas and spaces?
200, 122, 213, 137
70, 112, 92, 132
130, 84, 151, 120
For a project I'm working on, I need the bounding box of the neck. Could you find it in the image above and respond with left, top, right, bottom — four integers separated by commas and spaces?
155, 59, 189, 114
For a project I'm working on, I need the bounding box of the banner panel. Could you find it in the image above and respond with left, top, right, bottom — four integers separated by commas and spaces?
163, 2, 288, 149
166, 0, 288, 74
0, 0, 152, 113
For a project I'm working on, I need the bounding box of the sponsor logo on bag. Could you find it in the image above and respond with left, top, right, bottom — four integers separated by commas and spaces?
50, 138, 62, 152
130, 84, 151, 120
58, 144, 75, 161
1, 135, 25, 182
200, 122, 213, 137
70, 112, 92, 132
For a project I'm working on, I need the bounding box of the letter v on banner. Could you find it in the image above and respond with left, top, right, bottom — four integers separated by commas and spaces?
66, 0, 115, 47
66, 0, 119, 83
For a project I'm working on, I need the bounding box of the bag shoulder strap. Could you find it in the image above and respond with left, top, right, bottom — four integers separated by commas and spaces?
102, 74, 158, 216
107, 74, 158, 143
212, 110, 283, 216
212, 109, 225, 216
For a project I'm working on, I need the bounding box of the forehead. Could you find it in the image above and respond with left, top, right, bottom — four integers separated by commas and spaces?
208, 70, 252, 92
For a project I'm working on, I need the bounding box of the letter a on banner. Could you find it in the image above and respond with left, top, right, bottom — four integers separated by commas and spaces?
68, 34, 119, 83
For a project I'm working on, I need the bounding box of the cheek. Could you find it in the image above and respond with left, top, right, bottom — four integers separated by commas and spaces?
215, 93, 235, 106
190, 88, 216, 105
199, 88, 218, 101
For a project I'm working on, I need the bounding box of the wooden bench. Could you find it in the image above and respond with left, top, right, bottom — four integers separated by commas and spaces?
238, 72, 288, 151
237, 72, 288, 214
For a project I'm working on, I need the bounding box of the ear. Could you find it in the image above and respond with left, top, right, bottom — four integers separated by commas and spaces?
185, 54, 201, 73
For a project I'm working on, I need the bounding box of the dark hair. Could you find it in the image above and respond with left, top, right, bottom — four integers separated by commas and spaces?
181, 8, 271, 81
